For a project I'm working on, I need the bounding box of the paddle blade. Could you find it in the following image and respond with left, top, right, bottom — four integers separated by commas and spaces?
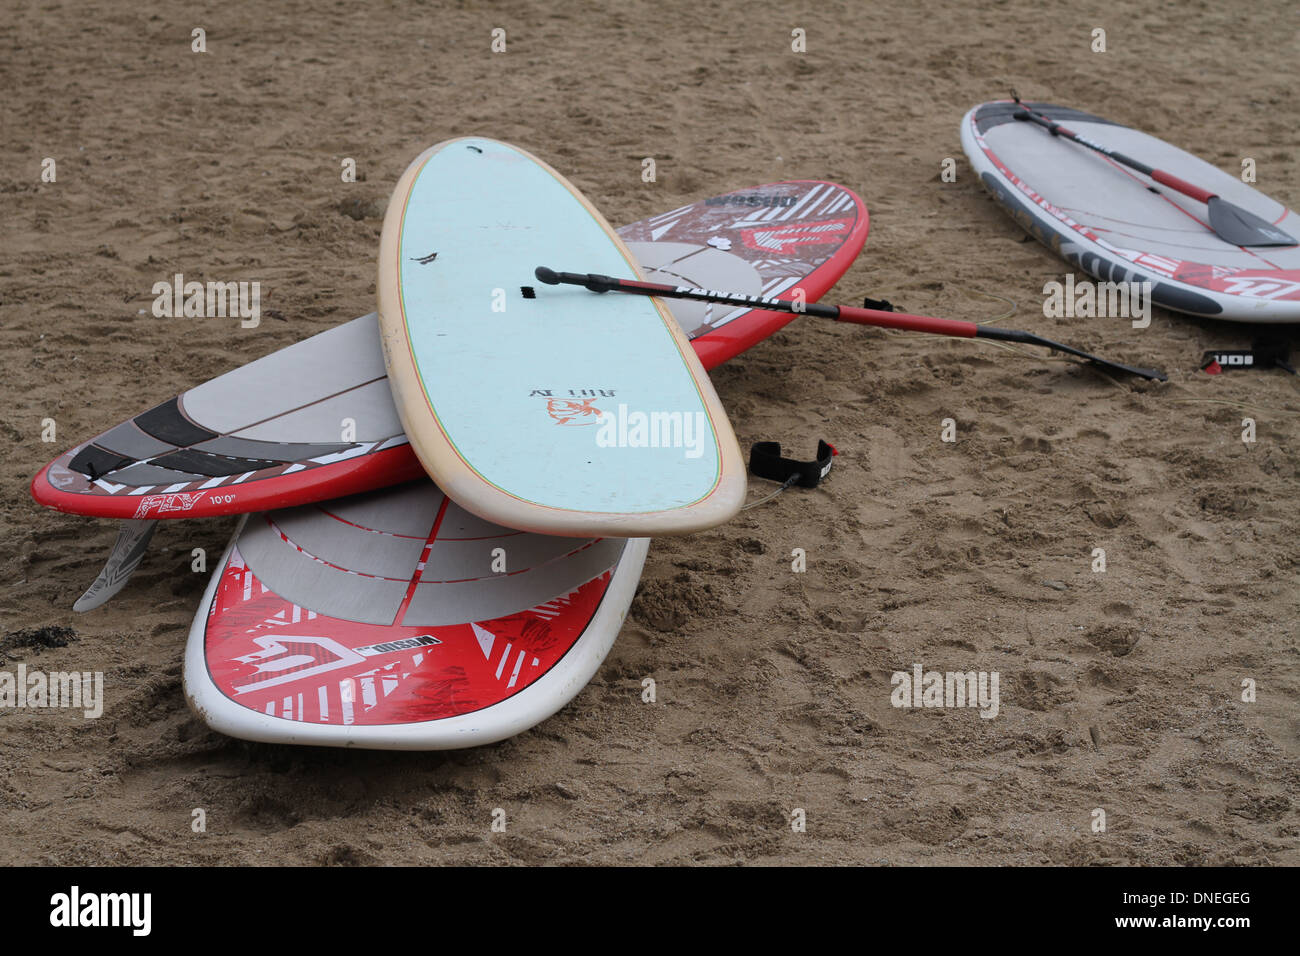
1206, 197, 1297, 247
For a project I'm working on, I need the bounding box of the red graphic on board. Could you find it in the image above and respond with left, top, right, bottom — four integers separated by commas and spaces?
203, 549, 613, 725
546, 398, 603, 425
741, 218, 853, 254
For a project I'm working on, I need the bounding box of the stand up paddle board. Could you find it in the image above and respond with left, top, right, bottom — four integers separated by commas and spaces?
377, 137, 745, 537
962, 99, 1300, 323
185, 188, 866, 749
34, 183, 867, 609
33, 182, 866, 523
184, 488, 648, 750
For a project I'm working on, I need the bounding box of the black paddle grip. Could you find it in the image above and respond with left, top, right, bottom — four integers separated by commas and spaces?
534, 267, 616, 293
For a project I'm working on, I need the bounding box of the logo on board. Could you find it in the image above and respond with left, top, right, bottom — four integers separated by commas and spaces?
132, 491, 208, 519
704, 194, 798, 208
530, 389, 616, 426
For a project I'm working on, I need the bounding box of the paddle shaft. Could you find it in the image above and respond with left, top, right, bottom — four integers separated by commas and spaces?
1013, 108, 1213, 203
539, 269, 982, 336
533, 268, 1167, 381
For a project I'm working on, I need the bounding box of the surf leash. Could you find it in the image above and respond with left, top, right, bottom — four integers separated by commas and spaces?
1010, 99, 1296, 248
751, 440, 836, 487
743, 440, 836, 509
534, 267, 1168, 381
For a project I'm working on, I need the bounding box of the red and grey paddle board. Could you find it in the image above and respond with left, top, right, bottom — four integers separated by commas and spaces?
963, 99, 1300, 323
32, 181, 867, 521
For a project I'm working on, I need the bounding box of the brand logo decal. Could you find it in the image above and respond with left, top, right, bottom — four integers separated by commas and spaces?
705, 194, 798, 208
530, 389, 617, 426
132, 491, 207, 519
1219, 277, 1300, 300
231, 635, 363, 694
355, 635, 442, 656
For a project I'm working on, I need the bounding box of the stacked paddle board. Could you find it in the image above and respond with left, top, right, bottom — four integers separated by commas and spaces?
31, 179, 866, 522
32, 107, 1297, 751
33, 165, 868, 749
377, 139, 746, 537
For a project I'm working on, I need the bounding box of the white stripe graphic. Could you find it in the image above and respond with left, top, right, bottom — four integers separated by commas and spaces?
647, 202, 692, 224
825, 193, 852, 214
650, 219, 681, 240
507, 650, 526, 689
341, 681, 354, 724
780, 184, 827, 221
801, 188, 840, 219
495, 642, 513, 680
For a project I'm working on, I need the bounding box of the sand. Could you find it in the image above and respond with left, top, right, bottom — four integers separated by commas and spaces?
1, 0, 1296, 865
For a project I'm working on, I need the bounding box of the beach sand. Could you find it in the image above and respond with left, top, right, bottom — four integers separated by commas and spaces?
1, 0, 1296, 864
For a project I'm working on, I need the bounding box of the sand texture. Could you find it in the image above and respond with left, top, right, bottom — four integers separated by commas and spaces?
1, 0, 1296, 865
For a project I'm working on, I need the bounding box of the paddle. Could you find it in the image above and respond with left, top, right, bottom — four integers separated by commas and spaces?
1011, 103, 1296, 248
534, 268, 1168, 382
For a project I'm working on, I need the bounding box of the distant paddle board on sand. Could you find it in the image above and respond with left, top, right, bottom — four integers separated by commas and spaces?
963, 99, 1300, 323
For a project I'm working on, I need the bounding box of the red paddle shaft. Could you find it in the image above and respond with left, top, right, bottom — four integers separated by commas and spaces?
533, 268, 1167, 381
1014, 108, 1212, 202
575, 273, 981, 338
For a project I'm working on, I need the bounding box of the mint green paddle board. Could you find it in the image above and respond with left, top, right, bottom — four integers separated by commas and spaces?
377, 138, 745, 537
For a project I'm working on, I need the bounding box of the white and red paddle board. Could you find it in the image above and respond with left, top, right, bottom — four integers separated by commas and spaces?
963, 99, 1300, 323
184, 487, 647, 750
32, 182, 867, 521
184, 182, 868, 749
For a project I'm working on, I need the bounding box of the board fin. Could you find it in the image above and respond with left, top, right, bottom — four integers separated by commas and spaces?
73, 519, 158, 612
